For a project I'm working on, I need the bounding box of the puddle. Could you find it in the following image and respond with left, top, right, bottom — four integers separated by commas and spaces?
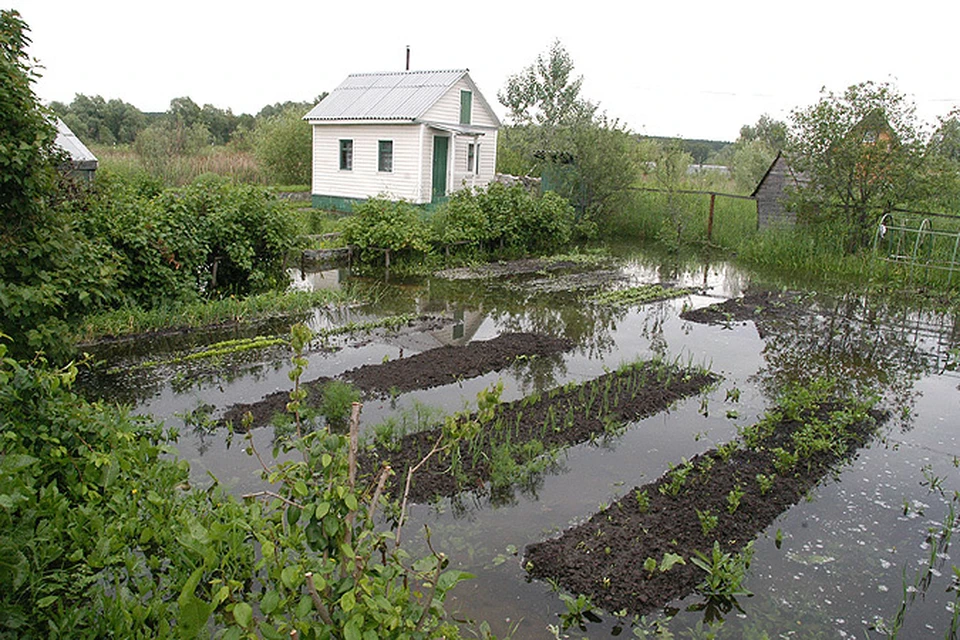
76, 249, 960, 638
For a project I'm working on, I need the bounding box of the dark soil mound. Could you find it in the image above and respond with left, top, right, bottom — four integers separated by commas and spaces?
221, 332, 573, 429
524, 401, 883, 616
364, 363, 718, 504
681, 290, 806, 338
343, 333, 573, 395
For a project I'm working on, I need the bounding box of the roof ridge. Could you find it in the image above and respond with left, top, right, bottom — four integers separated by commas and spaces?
346, 69, 468, 77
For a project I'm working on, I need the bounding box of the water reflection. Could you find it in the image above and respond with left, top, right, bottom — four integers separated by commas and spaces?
72, 248, 960, 638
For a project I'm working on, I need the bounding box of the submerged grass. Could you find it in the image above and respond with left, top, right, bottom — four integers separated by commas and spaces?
590, 284, 698, 307
75, 288, 355, 344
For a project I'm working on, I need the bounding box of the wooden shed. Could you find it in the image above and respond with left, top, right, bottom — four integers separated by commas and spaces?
54, 117, 98, 182
303, 69, 500, 211
751, 151, 808, 228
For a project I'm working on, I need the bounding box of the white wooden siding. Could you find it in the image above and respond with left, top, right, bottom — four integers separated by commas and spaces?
312, 124, 425, 202
421, 78, 499, 128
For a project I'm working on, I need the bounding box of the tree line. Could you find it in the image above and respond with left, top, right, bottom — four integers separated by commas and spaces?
495, 41, 960, 253
49, 93, 327, 185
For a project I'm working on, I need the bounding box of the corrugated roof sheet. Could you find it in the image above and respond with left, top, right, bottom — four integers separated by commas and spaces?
303, 69, 468, 121
54, 118, 98, 166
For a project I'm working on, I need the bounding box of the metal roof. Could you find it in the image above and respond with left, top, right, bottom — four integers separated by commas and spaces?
303, 69, 469, 121
54, 118, 98, 169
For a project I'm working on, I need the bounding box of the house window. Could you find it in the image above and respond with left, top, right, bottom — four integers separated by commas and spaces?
378, 140, 393, 172
467, 143, 475, 172
475, 144, 480, 174
460, 90, 472, 125
339, 139, 353, 170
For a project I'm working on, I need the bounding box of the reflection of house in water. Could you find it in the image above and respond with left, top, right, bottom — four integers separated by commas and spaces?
288, 268, 347, 291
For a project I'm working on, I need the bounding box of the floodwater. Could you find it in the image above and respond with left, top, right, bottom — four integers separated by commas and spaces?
79, 250, 960, 639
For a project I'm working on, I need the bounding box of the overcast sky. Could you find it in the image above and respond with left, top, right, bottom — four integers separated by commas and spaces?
15, 0, 960, 142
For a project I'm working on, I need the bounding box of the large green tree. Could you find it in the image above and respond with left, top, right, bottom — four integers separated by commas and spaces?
497, 41, 639, 230
787, 81, 930, 250
253, 104, 313, 185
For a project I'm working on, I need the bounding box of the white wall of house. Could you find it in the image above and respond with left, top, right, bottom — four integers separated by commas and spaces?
422, 78, 499, 129
311, 123, 424, 202
311, 76, 499, 205
449, 131, 498, 192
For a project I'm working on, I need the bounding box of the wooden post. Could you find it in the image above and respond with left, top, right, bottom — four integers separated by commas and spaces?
707, 193, 716, 243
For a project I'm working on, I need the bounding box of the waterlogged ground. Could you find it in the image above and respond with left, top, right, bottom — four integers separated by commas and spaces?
78, 252, 960, 639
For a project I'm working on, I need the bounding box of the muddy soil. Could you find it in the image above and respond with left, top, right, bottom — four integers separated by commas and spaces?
523, 402, 882, 617
221, 332, 573, 429
363, 364, 718, 505
680, 290, 807, 338
343, 333, 572, 395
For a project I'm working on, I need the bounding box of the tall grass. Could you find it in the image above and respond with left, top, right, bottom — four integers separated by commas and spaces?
606, 188, 757, 248
74, 288, 354, 343
91, 144, 266, 186
609, 180, 960, 294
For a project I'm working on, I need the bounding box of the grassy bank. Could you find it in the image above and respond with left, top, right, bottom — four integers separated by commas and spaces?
74, 288, 355, 344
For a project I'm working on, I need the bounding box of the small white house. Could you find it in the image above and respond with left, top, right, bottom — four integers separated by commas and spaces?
303, 69, 500, 211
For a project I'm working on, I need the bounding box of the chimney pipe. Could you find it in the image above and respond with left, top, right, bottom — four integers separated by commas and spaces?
406, 46, 410, 71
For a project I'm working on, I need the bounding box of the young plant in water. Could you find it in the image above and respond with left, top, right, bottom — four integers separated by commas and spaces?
690, 541, 754, 604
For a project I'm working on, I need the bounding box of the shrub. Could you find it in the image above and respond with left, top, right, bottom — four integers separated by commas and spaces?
430, 188, 491, 247
73, 173, 298, 307
342, 197, 431, 265
0, 334, 471, 638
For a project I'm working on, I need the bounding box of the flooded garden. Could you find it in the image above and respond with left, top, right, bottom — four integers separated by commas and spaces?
78, 248, 960, 638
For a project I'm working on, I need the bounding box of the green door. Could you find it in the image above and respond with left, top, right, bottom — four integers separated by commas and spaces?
431, 136, 449, 203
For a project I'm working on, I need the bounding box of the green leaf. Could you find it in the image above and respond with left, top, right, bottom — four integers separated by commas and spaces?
315, 501, 330, 519
233, 602, 253, 629
36, 595, 57, 608
344, 492, 358, 511
286, 505, 301, 526
260, 589, 280, 615
259, 621, 286, 640
281, 565, 299, 590
344, 616, 363, 640
340, 589, 356, 612
437, 569, 474, 592
296, 594, 313, 618
660, 552, 686, 572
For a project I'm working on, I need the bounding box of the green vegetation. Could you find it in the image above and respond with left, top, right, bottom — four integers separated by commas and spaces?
497, 40, 642, 232
340, 184, 576, 273
690, 541, 754, 604
0, 328, 472, 638
590, 284, 697, 307
75, 289, 353, 343
51, 87, 326, 187
697, 508, 718, 536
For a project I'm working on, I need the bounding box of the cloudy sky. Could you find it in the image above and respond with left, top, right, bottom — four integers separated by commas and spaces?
15, 0, 960, 142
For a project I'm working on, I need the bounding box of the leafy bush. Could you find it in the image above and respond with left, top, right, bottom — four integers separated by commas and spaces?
253, 105, 312, 185
342, 197, 431, 264
0, 333, 471, 638
475, 182, 573, 252
0, 10, 124, 360
73, 173, 298, 307
430, 188, 491, 247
